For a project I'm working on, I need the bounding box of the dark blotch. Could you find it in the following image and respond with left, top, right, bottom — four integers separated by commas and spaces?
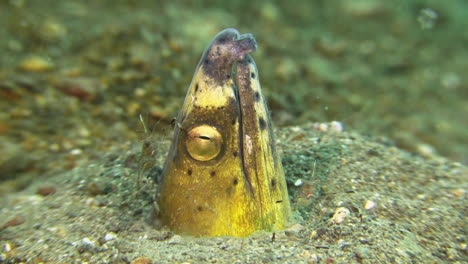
271, 179, 276, 188
250, 72, 256, 79
226, 74, 230, 79
187, 169, 192, 176
316, 228, 327, 236
259, 117, 266, 130
197, 206, 203, 212
210, 171, 216, 177
233, 151, 238, 157
233, 178, 238, 185
254, 91, 260, 102
367, 148, 380, 157
232, 118, 236, 125
218, 36, 227, 44
195, 83, 199, 92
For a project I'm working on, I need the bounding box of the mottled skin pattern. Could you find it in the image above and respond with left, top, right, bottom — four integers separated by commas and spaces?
158, 29, 290, 237
236, 55, 290, 233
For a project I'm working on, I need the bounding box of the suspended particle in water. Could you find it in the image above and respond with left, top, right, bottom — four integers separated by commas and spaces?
417, 8, 438, 30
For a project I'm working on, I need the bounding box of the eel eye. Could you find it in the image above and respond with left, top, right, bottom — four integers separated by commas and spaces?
186, 125, 223, 161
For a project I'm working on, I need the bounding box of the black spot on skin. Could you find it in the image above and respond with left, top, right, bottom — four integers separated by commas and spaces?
247, 58, 252, 63
197, 206, 203, 212
210, 171, 216, 177
250, 72, 256, 79
232, 118, 236, 125
195, 84, 199, 92
204, 59, 210, 65
259, 117, 266, 130
233, 178, 238, 185
271, 179, 276, 188
226, 74, 230, 79
233, 151, 238, 157
254, 92, 260, 102
187, 169, 192, 176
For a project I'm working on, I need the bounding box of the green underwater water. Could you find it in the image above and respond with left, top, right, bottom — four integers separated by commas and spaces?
1, 1, 466, 190
0, 1, 467, 263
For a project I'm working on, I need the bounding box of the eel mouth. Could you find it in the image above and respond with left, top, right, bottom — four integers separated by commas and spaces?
198, 28, 257, 86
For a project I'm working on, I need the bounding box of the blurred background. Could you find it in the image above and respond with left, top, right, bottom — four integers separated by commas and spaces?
1, 0, 467, 191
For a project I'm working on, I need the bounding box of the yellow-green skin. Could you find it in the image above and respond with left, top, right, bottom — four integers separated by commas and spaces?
158, 29, 290, 237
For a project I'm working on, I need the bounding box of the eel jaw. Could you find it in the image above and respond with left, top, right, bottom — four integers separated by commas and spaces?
199, 28, 257, 86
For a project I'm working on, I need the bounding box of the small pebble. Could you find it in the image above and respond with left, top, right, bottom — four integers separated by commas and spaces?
18, 56, 54, 72
330, 121, 343, 132
416, 143, 437, 158
284, 223, 305, 238
70, 149, 82, 155
87, 181, 106, 196
330, 207, 350, 224
167, 235, 183, 244
104, 233, 117, 241
134, 88, 146, 97
312, 122, 326, 131
131, 257, 152, 264
451, 188, 465, 197
355, 246, 370, 259
54, 77, 99, 101
299, 249, 314, 259
317, 123, 328, 132
3, 216, 25, 228
4, 243, 12, 252
82, 237, 95, 246
37, 185, 57, 196
364, 200, 376, 210
294, 179, 303, 187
